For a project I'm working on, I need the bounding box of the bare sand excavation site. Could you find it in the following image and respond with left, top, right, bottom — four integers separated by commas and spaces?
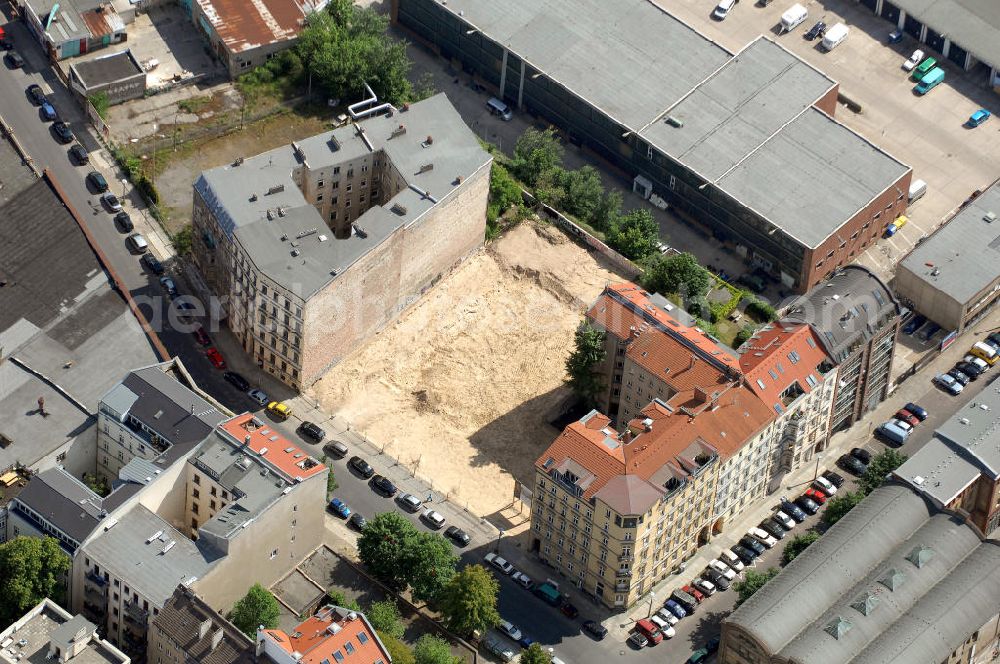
310, 221, 626, 517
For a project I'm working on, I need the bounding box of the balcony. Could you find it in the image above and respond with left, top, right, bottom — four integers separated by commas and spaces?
615, 582, 630, 592
615, 570, 632, 579
618, 554, 633, 562
86, 571, 108, 590
82, 601, 105, 620
125, 601, 148, 625
123, 418, 170, 454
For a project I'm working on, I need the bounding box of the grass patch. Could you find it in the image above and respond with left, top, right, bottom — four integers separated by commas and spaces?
178, 96, 212, 114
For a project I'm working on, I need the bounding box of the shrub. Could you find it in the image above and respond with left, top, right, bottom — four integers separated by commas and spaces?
745, 298, 777, 322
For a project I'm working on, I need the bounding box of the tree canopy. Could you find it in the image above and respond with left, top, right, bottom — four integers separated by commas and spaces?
733, 568, 780, 607
641, 251, 713, 300
436, 564, 501, 638
822, 490, 866, 526
358, 512, 417, 590
520, 643, 553, 664
605, 208, 660, 261
560, 166, 604, 224
0, 536, 71, 627
781, 532, 820, 565
367, 600, 405, 640
412, 634, 460, 664
565, 323, 607, 406
228, 584, 280, 637
511, 128, 564, 186
379, 634, 415, 664
403, 532, 458, 603
859, 449, 909, 495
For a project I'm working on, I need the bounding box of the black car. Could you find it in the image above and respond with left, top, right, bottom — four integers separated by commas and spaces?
370, 474, 397, 496
955, 361, 983, 379
706, 635, 721, 654
582, 620, 608, 641
903, 402, 928, 421
902, 314, 926, 335
837, 453, 867, 476
758, 520, 785, 540
349, 455, 375, 479
560, 602, 579, 619
732, 544, 757, 565
740, 536, 766, 555
444, 525, 470, 547
780, 498, 808, 522
948, 368, 971, 386
822, 470, 846, 488
141, 252, 165, 275
988, 332, 1000, 349
348, 513, 367, 530
114, 212, 133, 232
298, 421, 326, 442
795, 495, 820, 515
702, 567, 731, 591
26, 83, 46, 105
223, 371, 250, 391
850, 447, 872, 465
804, 21, 826, 40
0, 37, 12, 51
6, 51, 24, 68
69, 144, 89, 164
52, 121, 74, 144
87, 171, 109, 192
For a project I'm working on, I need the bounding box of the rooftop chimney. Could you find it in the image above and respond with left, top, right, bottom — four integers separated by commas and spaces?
198, 618, 212, 639
211, 629, 224, 650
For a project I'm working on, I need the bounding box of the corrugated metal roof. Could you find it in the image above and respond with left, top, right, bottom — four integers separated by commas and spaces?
195, 0, 317, 52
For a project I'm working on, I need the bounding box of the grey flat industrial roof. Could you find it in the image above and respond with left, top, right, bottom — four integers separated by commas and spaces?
718, 108, 910, 248
899, 179, 1000, 304
431, 0, 731, 130
727, 483, 1000, 662
894, 436, 980, 506
782, 266, 900, 361
13, 468, 106, 545
71, 49, 143, 87
82, 505, 218, 607
0, 602, 126, 664
0, 139, 37, 206
195, 93, 491, 296
889, 0, 1000, 68
934, 391, 1000, 478
641, 38, 835, 183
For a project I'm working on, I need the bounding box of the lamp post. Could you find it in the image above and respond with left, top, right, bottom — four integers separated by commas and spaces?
495, 529, 504, 554
646, 591, 656, 618
812, 452, 825, 481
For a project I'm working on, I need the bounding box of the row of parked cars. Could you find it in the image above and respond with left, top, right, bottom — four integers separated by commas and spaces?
935, 336, 1000, 395
875, 401, 929, 446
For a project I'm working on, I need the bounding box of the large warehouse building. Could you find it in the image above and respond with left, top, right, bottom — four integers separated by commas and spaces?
393, 0, 912, 292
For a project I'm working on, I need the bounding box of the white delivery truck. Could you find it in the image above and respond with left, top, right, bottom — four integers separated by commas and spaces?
780, 4, 808, 33
821, 23, 849, 51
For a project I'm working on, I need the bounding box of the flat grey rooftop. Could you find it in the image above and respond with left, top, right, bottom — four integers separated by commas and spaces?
893, 436, 980, 507
82, 505, 218, 607
934, 390, 1000, 479
195, 93, 491, 296
0, 139, 37, 206
429, 0, 731, 129
888, 0, 1000, 68
0, 606, 124, 664
641, 38, 834, 182
70, 49, 143, 86
718, 108, 910, 248
899, 179, 1000, 303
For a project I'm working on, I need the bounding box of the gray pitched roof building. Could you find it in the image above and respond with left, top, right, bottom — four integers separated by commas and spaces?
148, 585, 259, 664
719, 483, 1000, 664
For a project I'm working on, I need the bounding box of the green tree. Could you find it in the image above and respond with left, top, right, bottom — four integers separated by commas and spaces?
326, 468, 338, 497
436, 564, 501, 638
565, 323, 607, 406
403, 532, 458, 603
413, 634, 460, 664
859, 449, 909, 495
520, 643, 553, 664
367, 600, 404, 640
822, 490, 866, 526
606, 208, 660, 260
733, 567, 780, 607
88, 92, 109, 120
560, 166, 604, 223
0, 536, 71, 626
734, 324, 756, 348
641, 251, 712, 300
357, 512, 418, 590
379, 634, 415, 664
533, 166, 567, 209
325, 589, 360, 612
489, 163, 523, 214
228, 583, 280, 637
592, 190, 622, 233
512, 128, 564, 185
781, 532, 820, 565
82, 473, 110, 497
172, 224, 193, 255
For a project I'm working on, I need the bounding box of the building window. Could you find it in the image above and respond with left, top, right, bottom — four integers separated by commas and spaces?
192, 502, 199, 514
333, 166, 340, 175
193, 474, 200, 485
192, 488, 199, 499
316, 194, 323, 202
346, 184, 353, 193
317, 180, 324, 188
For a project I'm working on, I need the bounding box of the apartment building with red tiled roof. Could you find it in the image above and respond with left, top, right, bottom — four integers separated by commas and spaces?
258, 605, 390, 664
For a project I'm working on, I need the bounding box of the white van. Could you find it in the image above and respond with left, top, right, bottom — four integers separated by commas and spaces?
780, 4, 808, 33
821, 23, 849, 51
908, 179, 927, 203
486, 97, 513, 121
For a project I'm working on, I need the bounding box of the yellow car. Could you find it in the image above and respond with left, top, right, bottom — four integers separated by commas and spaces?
266, 401, 291, 420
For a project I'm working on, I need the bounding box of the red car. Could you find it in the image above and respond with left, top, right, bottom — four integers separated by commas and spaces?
192, 325, 211, 346
894, 409, 921, 427
206, 347, 226, 369
634, 619, 663, 645
682, 584, 705, 603
804, 488, 827, 505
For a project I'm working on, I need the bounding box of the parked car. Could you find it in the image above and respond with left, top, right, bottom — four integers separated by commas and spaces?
627, 632, 650, 649
327, 498, 350, 518
967, 109, 992, 128
192, 325, 211, 346
159, 276, 178, 297
138, 253, 163, 276
804, 20, 826, 40
904, 402, 928, 421
114, 211, 133, 232
655, 608, 679, 626
947, 369, 971, 387
780, 498, 808, 522
902, 314, 926, 335
692, 577, 717, 596
396, 493, 422, 511
223, 371, 250, 391
247, 389, 268, 406
851, 446, 872, 463
649, 615, 675, 638
737, 273, 767, 293
498, 621, 523, 642
299, 421, 326, 442
987, 332, 1000, 349
40, 102, 57, 121
707, 635, 721, 653
634, 619, 662, 645
348, 456, 375, 479
956, 361, 983, 380
69, 143, 89, 164
6, 51, 24, 68
758, 519, 785, 540
322, 440, 349, 458
688, 648, 711, 664
483, 634, 516, 662
266, 401, 290, 419
511, 571, 532, 589
747, 527, 777, 548
370, 474, 397, 497
732, 544, 758, 565
582, 620, 608, 640
813, 476, 838, 497
348, 513, 367, 530
87, 171, 109, 192
484, 552, 515, 575
712, 0, 736, 20
702, 568, 730, 591
560, 602, 579, 619
804, 488, 828, 505
421, 509, 446, 529
719, 549, 745, 572
444, 526, 470, 547
795, 495, 820, 515
682, 584, 705, 603
101, 193, 123, 212
822, 470, 846, 488
772, 510, 796, 530
838, 453, 868, 476
26, 83, 46, 105
52, 120, 74, 143
740, 536, 766, 555
708, 559, 737, 580
205, 347, 226, 369
965, 355, 991, 373
663, 599, 687, 619
894, 409, 921, 427
903, 49, 925, 71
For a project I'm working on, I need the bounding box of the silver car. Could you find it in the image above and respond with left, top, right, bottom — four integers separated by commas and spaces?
396, 493, 422, 512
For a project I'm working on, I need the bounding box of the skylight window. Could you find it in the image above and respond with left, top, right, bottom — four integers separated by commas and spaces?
757, 379, 766, 390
